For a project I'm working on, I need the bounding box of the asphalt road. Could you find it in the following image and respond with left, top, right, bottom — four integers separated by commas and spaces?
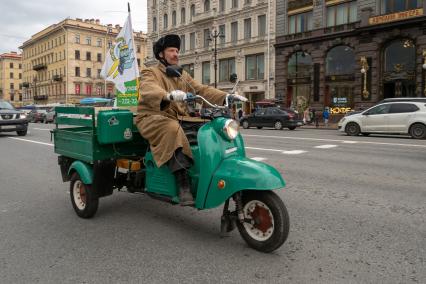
0, 124, 425, 283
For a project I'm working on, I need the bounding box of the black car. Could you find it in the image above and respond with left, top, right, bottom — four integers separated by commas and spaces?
0, 100, 28, 136
240, 107, 303, 130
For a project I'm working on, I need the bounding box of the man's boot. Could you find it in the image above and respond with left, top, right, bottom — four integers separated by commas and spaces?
174, 170, 195, 206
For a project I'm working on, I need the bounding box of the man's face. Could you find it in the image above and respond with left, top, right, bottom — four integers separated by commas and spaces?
160, 47, 179, 65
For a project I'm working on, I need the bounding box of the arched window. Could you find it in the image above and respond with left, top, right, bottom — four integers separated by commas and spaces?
288, 51, 313, 78
163, 14, 168, 29
181, 8, 186, 24
190, 4, 195, 21
326, 46, 356, 75
153, 17, 157, 32
172, 10, 177, 26
384, 39, 415, 73
204, 0, 210, 11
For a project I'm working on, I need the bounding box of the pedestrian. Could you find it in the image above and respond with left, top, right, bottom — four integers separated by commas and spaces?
303, 107, 310, 125
310, 108, 319, 128
238, 109, 243, 120
323, 107, 330, 128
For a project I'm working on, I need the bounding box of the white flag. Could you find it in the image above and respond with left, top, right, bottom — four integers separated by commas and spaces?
101, 12, 139, 106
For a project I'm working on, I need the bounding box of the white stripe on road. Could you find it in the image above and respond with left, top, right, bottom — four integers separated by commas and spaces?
246, 146, 307, 155
282, 150, 307, 155
315, 144, 338, 149
8, 137, 53, 147
243, 134, 426, 148
250, 157, 267, 161
33, 128, 51, 131
342, 140, 358, 144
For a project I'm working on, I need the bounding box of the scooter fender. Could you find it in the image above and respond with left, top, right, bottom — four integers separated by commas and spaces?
68, 160, 93, 184
203, 157, 285, 209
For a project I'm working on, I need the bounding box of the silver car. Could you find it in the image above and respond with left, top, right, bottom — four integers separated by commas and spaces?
338, 99, 426, 139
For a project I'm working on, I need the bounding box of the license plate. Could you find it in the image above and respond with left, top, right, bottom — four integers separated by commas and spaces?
1, 125, 16, 129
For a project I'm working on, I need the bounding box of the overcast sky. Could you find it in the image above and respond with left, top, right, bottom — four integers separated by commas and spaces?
0, 0, 148, 54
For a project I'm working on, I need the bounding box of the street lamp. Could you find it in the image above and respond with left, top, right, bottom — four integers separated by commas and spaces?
360, 56, 369, 99
208, 29, 225, 88
422, 50, 426, 96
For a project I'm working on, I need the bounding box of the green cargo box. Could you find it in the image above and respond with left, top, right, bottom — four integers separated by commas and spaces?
52, 106, 148, 163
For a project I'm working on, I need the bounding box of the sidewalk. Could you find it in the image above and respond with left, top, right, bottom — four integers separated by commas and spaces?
300, 122, 339, 130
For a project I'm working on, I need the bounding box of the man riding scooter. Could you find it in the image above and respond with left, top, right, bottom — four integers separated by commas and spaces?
136, 34, 245, 206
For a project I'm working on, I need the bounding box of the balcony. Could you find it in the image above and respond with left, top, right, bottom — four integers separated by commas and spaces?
33, 95, 48, 100
52, 75, 63, 82
33, 63, 47, 71
22, 82, 30, 88
192, 9, 216, 24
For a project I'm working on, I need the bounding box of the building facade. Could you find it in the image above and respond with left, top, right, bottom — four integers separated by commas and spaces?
146, 0, 275, 113
20, 18, 147, 105
0, 52, 23, 106
276, 0, 426, 118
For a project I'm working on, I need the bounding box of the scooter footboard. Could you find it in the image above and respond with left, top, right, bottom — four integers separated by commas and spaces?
202, 157, 285, 209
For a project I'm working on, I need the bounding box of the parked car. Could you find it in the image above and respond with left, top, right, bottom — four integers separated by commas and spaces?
28, 109, 47, 123
338, 100, 426, 139
0, 100, 29, 136
240, 107, 303, 130
42, 108, 56, 123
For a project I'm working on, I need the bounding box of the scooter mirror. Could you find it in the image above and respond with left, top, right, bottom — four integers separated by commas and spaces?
166, 65, 183, 78
229, 73, 238, 83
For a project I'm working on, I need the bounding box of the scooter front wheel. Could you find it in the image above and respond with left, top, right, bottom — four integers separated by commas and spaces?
236, 191, 289, 253
70, 172, 99, 218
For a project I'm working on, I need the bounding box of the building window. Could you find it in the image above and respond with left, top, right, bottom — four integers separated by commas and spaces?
97, 69, 101, 78
153, 17, 157, 32
381, 0, 422, 14
384, 39, 415, 73
204, 29, 210, 48
288, 51, 313, 78
219, 25, 226, 44
219, 58, 235, 82
258, 15, 266, 36
182, 63, 194, 77
10, 62, 13, 68
181, 35, 186, 53
75, 50, 80, 60
163, 14, 168, 29
181, 8, 186, 24
327, 1, 357, 27
86, 52, 91, 61
172, 10, 177, 26
204, 0, 210, 11
19, 64, 22, 69
202, 61, 211, 84
97, 53, 102, 62
86, 37, 91, 45
75, 34, 80, 43
10, 72, 14, 79
288, 11, 313, 34
108, 41, 112, 49
219, 0, 225, 11
10, 83, 14, 90
245, 54, 264, 80
86, 84, 92, 95
232, 0, 238, 9
19, 73, 22, 79
137, 58, 141, 67
75, 67, 80, 77
86, 68, 91, 78
190, 4, 195, 21
190, 32, 195, 50
97, 38, 102, 47
326, 46, 356, 75
244, 18, 251, 39
137, 45, 141, 53
231, 22, 238, 43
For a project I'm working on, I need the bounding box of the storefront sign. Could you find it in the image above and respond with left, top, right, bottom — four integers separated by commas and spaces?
369, 8, 423, 25
330, 107, 352, 114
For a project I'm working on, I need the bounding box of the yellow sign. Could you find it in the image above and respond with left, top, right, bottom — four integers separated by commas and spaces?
369, 8, 423, 25
330, 107, 352, 114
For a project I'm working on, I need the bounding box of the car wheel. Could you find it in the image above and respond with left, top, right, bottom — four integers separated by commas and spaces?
16, 130, 27, 136
257, 126, 263, 129
345, 122, 360, 136
274, 121, 283, 130
409, 123, 426, 139
70, 172, 99, 218
288, 126, 296, 130
242, 120, 250, 129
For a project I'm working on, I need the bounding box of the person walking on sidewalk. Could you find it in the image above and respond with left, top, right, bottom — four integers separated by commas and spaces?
323, 107, 330, 128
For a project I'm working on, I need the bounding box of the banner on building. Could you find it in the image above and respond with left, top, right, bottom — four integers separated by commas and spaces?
101, 8, 139, 107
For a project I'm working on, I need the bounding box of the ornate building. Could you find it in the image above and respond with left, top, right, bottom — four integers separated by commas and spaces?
146, 0, 275, 113
20, 18, 147, 105
0, 52, 23, 106
276, 0, 426, 117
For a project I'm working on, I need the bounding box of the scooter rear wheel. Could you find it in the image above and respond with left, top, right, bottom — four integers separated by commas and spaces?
70, 172, 99, 218
236, 191, 289, 253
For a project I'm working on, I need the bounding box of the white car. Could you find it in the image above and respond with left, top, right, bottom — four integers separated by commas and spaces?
338, 100, 426, 139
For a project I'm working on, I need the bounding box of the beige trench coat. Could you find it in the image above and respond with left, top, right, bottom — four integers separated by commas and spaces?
136, 63, 227, 167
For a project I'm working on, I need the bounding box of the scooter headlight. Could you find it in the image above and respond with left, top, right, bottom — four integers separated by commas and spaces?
223, 119, 240, 140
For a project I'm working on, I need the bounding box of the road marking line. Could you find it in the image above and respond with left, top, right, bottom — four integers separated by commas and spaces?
243, 134, 426, 148
315, 144, 338, 149
282, 150, 307, 155
8, 137, 53, 147
250, 157, 267, 161
33, 128, 51, 131
246, 146, 283, 152
342, 141, 358, 144
246, 146, 307, 155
